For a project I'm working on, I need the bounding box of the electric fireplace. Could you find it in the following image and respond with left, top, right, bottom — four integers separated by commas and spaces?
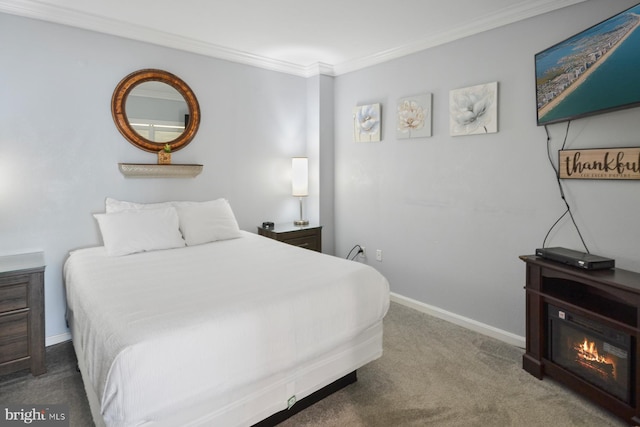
521, 254, 640, 424
548, 305, 631, 404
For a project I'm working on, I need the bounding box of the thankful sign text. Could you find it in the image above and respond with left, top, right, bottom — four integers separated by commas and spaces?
559, 147, 640, 180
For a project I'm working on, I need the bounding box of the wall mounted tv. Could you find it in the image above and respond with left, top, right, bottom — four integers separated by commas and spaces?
535, 3, 640, 126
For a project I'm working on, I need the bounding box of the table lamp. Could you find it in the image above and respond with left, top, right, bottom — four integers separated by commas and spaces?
291, 157, 309, 226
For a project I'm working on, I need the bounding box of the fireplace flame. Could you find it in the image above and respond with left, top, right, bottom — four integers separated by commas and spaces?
579, 339, 606, 363
574, 338, 616, 380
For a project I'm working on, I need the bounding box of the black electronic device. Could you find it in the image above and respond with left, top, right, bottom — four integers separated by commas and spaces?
262, 222, 274, 229
535, 247, 615, 270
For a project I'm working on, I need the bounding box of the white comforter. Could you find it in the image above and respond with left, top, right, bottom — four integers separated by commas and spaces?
64, 231, 389, 426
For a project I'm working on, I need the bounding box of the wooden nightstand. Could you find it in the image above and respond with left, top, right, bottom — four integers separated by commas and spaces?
0, 252, 46, 376
257, 224, 322, 252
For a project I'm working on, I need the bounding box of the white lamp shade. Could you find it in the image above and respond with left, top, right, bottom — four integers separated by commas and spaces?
291, 157, 308, 197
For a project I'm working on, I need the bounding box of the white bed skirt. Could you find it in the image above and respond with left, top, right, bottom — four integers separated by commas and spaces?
75, 320, 383, 427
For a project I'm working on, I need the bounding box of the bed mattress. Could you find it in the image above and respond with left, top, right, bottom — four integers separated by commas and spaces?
64, 231, 389, 426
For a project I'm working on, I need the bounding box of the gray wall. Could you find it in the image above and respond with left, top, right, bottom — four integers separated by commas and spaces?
0, 14, 312, 342
2, 0, 639, 344
333, 0, 640, 338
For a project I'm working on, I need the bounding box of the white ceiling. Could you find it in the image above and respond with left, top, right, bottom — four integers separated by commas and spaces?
1, 0, 587, 76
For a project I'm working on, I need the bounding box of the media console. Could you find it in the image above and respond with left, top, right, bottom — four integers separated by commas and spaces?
521, 255, 640, 424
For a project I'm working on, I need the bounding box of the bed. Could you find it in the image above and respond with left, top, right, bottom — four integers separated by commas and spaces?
64, 198, 390, 427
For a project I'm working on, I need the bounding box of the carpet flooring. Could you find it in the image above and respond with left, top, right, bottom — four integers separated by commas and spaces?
0, 302, 627, 426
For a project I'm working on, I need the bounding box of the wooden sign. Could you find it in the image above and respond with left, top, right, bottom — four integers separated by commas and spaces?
559, 147, 640, 180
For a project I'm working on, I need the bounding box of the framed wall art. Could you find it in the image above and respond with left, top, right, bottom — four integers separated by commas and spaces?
397, 93, 432, 139
449, 82, 498, 136
353, 103, 381, 142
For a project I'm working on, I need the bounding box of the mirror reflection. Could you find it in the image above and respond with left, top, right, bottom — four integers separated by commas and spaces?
126, 82, 189, 143
111, 69, 200, 153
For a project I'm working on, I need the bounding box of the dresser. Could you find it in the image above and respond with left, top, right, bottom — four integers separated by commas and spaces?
0, 252, 46, 376
257, 224, 322, 252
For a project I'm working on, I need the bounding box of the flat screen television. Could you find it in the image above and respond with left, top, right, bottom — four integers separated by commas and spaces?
535, 3, 640, 126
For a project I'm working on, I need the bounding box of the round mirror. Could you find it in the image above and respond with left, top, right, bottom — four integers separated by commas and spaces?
111, 69, 200, 153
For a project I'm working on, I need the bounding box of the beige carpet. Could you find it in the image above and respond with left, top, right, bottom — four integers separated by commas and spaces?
0, 302, 627, 426
281, 302, 626, 426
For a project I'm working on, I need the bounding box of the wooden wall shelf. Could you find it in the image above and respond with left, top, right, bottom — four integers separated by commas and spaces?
118, 163, 203, 178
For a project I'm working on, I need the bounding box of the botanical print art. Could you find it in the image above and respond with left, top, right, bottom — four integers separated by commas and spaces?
397, 93, 432, 139
353, 103, 381, 142
449, 82, 498, 136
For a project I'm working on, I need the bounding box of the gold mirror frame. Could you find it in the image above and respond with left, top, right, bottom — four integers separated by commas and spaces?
111, 69, 200, 153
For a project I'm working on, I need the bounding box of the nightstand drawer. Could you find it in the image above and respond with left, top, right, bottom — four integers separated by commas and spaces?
257, 224, 322, 252
285, 235, 320, 251
0, 252, 46, 376
0, 311, 29, 363
0, 280, 28, 313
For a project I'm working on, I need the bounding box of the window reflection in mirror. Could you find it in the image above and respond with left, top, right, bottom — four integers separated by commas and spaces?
112, 69, 200, 152
125, 81, 189, 143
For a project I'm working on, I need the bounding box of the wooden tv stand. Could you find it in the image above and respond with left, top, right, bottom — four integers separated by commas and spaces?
520, 255, 640, 424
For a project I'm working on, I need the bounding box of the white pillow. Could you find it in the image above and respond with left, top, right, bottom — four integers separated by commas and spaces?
94, 207, 186, 256
177, 199, 241, 246
105, 197, 175, 213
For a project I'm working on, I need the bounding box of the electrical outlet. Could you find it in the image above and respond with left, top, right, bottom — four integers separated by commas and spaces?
376, 249, 382, 261
359, 246, 366, 258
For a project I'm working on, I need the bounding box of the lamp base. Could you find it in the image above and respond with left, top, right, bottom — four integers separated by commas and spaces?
294, 219, 309, 226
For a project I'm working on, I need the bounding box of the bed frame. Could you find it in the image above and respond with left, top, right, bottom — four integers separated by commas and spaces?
74, 321, 382, 427
252, 371, 357, 427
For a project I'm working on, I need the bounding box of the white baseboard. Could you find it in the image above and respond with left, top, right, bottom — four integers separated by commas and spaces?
46, 332, 72, 347
390, 292, 526, 348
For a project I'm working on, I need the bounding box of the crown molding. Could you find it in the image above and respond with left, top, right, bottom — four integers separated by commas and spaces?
0, 0, 317, 77
302, 62, 337, 78
333, 0, 588, 75
0, 0, 587, 78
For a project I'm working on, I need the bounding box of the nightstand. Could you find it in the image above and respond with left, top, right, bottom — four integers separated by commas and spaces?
257, 224, 322, 252
0, 252, 46, 376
